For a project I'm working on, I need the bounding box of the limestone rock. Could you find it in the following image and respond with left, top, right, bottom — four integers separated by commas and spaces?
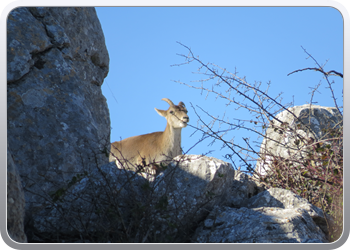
7, 9, 337, 243
7, 7, 110, 236
25, 155, 235, 242
243, 188, 334, 236
256, 104, 342, 175
7, 7, 52, 83
193, 188, 329, 243
151, 155, 235, 242
192, 205, 327, 243
225, 170, 265, 207
7, 148, 27, 243
14, 151, 331, 243
30, 162, 147, 241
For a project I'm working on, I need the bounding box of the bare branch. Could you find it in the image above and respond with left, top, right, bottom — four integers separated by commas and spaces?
287, 46, 342, 115
287, 67, 343, 78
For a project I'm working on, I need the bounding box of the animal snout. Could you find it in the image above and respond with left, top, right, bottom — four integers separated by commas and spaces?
183, 116, 189, 122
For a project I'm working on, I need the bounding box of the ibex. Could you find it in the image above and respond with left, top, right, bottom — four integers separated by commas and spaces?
109, 98, 189, 173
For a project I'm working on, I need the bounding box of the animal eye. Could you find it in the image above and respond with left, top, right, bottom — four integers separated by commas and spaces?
170, 110, 174, 114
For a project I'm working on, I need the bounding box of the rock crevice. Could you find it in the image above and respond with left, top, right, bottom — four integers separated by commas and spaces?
7, 8, 111, 241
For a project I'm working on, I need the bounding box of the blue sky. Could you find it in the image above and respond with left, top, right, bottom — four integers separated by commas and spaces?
95, 7, 343, 171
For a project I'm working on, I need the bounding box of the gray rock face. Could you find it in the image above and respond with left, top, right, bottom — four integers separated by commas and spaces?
14, 152, 329, 243
192, 205, 327, 243
26, 155, 236, 242
192, 188, 328, 243
148, 161, 328, 243
30, 162, 148, 241
243, 188, 333, 236
6, 7, 332, 243
7, 147, 27, 243
225, 170, 265, 207
7, 8, 50, 82
7, 7, 109, 84
151, 155, 235, 242
7, 6, 110, 230
256, 104, 342, 175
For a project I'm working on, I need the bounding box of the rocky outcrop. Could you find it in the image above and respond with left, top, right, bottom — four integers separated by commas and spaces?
192, 205, 326, 243
192, 181, 331, 243
7, 147, 27, 243
7, 7, 110, 240
24, 154, 329, 243
256, 104, 342, 175
29, 162, 147, 242
225, 170, 265, 207
26, 155, 235, 242
6, 7, 333, 244
151, 155, 235, 242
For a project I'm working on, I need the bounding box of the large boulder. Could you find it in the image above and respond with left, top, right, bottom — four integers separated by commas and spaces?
29, 162, 148, 242
224, 170, 265, 207
7, 147, 27, 243
145, 155, 235, 242
25, 155, 236, 242
10, 150, 332, 243
7, 8, 337, 243
7, 7, 110, 235
256, 104, 342, 175
243, 188, 334, 236
192, 188, 328, 243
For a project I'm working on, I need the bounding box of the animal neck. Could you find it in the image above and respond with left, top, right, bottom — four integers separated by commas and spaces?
163, 123, 182, 156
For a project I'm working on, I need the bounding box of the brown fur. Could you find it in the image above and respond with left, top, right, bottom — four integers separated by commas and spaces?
109, 98, 189, 172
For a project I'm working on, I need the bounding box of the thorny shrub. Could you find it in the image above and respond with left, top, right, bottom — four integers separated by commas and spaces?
258, 123, 343, 242
28, 44, 343, 243
174, 42, 343, 242
27, 150, 214, 243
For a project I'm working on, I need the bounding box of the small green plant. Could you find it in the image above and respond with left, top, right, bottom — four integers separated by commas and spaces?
49, 172, 88, 202
155, 195, 169, 210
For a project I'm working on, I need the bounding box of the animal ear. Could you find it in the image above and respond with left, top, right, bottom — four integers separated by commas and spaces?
155, 108, 167, 117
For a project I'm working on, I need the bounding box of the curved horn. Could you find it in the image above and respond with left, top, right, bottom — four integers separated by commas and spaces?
161, 98, 174, 106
